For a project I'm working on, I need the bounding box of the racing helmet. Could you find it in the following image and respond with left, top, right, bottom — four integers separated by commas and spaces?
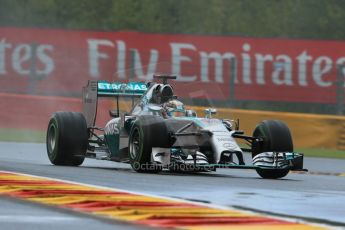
163, 99, 185, 117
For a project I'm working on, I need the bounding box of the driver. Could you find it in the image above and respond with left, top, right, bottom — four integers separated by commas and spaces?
161, 99, 186, 118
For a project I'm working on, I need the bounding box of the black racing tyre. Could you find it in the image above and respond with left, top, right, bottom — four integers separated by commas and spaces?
46, 112, 88, 166
252, 120, 293, 179
128, 115, 171, 173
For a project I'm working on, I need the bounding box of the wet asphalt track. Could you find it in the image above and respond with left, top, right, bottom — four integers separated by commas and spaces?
0, 142, 344, 229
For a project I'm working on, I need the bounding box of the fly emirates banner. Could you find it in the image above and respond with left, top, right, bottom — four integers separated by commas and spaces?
1, 27, 345, 103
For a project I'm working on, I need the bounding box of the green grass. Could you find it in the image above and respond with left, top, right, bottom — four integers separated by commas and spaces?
0, 128, 45, 143
295, 148, 345, 159
0, 128, 344, 159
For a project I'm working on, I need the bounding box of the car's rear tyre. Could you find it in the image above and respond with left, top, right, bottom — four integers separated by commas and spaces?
46, 112, 88, 166
252, 120, 292, 179
129, 116, 171, 173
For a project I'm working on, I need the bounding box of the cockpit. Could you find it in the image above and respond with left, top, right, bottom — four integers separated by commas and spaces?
130, 75, 196, 118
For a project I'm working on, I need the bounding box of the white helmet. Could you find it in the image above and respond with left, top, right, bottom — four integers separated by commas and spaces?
163, 99, 185, 117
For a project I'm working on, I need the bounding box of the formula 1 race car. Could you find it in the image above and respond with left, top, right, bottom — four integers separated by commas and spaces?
46, 75, 307, 179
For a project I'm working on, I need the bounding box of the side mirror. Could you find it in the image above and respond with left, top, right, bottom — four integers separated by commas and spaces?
185, 110, 197, 117
204, 108, 217, 118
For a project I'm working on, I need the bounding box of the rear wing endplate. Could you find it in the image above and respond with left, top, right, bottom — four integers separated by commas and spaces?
82, 80, 147, 127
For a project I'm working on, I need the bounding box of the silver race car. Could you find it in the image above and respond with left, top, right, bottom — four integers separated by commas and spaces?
46, 75, 306, 179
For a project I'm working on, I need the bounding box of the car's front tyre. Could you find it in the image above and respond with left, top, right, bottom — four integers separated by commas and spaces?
252, 120, 292, 179
128, 116, 170, 173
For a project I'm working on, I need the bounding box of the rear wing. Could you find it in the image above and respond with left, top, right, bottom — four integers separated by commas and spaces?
82, 80, 148, 127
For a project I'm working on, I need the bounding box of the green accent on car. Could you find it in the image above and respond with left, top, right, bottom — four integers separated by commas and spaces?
104, 133, 120, 157
98, 81, 147, 97
202, 164, 258, 169
173, 117, 206, 128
